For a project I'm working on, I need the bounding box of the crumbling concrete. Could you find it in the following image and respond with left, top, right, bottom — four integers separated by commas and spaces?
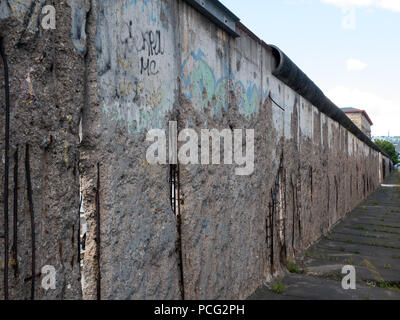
0, 0, 393, 300
0, 0, 84, 299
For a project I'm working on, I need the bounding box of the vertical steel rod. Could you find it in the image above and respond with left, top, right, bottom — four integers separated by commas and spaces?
96, 163, 101, 300
25, 144, 35, 300
0, 37, 10, 301
176, 165, 185, 300
12, 147, 18, 278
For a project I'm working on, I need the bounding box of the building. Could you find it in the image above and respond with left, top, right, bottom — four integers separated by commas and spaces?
342, 108, 373, 138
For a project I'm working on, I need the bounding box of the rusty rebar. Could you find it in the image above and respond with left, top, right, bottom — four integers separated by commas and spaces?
78, 195, 82, 265
25, 144, 35, 300
1, 36, 10, 301
12, 147, 18, 278
170, 164, 185, 299
176, 165, 185, 300
96, 163, 101, 300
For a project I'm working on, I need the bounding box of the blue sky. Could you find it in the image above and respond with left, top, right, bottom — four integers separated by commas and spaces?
220, 0, 400, 136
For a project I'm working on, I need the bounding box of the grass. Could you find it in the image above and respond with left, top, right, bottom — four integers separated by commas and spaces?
369, 281, 400, 292
373, 228, 400, 235
333, 237, 400, 249
384, 264, 392, 270
321, 272, 342, 282
327, 255, 339, 262
367, 241, 400, 250
360, 233, 377, 239
378, 223, 400, 229
271, 278, 285, 294
306, 251, 322, 260
287, 261, 304, 274
343, 258, 355, 265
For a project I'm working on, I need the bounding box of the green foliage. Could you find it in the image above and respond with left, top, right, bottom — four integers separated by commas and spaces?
374, 140, 399, 164
287, 261, 302, 274
271, 279, 285, 294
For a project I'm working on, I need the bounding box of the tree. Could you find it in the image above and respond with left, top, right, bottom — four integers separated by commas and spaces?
374, 139, 399, 165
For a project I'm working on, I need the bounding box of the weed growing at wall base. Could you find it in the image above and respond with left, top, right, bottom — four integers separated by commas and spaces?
146, 121, 254, 176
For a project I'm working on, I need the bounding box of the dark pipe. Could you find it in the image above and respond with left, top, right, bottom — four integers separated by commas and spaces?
269, 45, 390, 158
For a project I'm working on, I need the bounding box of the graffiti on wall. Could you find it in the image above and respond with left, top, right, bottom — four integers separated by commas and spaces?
8, 0, 39, 20
138, 29, 164, 76
100, 2, 273, 135
100, 0, 175, 134
181, 49, 269, 119
7, 0, 47, 34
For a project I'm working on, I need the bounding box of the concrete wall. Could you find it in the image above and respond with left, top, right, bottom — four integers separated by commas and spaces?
0, 0, 84, 299
0, 0, 392, 300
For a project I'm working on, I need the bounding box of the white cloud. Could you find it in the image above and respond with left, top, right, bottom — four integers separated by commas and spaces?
322, 0, 374, 7
377, 0, 400, 12
346, 58, 367, 71
321, 0, 400, 12
326, 86, 400, 136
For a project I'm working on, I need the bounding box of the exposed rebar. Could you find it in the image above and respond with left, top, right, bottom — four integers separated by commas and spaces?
96, 163, 101, 300
1, 36, 10, 301
25, 144, 35, 300
170, 164, 185, 300
176, 165, 185, 300
12, 147, 18, 278
78, 195, 82, 264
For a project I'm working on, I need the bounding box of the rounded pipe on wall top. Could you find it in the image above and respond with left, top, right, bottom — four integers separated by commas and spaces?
269, 45, 389, 158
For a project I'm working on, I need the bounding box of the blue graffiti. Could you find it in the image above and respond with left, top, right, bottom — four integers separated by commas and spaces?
181, 49, 269, 118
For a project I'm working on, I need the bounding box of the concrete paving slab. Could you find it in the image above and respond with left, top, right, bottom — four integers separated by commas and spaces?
249, 274, 400, 300
250, 173, 400, 300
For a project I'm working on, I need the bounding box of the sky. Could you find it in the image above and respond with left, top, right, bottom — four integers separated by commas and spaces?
220, 0, 400, 136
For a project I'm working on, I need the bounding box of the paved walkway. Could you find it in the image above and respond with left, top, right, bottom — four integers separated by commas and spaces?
250, 171, 400, 300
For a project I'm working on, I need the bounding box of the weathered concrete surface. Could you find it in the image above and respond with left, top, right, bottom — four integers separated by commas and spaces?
80, 0, 182, 300
0, 1, 84, 299
249, 172, 400, 300
173, 2, 389, 299
75, 0, 393, 300
0, 0, 394, 300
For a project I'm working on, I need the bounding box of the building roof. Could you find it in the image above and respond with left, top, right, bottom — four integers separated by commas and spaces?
341, 108, 373, 125
341, 107, 360, 112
